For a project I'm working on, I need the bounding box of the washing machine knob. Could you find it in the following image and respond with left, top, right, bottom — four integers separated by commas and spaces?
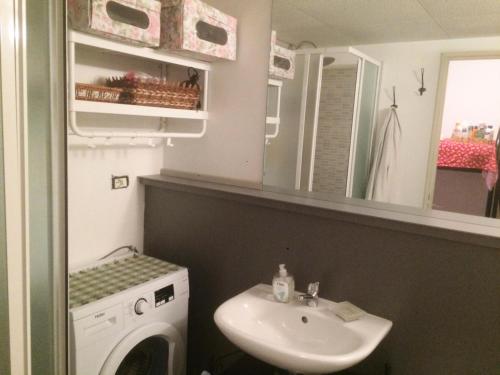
134, 298, 149, 315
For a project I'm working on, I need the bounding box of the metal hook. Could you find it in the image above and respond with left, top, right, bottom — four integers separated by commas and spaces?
87, 137, 96, 149
391, 86, 398, 108
418, 68, 426, 96
166, 138, 174, 147
182, 67, 202, 110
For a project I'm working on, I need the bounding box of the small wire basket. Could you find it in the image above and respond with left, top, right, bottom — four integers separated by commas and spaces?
106, 75, 201, 110
75, 83, 124, 103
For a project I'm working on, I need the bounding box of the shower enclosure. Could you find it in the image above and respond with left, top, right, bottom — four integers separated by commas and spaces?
264, 47, 381, 199
1, 0, 66, 373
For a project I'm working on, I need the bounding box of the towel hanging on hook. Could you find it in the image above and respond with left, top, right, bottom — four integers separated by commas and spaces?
366, 88, 402, 202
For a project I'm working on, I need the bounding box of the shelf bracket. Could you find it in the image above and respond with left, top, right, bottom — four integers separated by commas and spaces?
265, 118, 280, 140
69, 111, 207, 139
265, 79, 283, 144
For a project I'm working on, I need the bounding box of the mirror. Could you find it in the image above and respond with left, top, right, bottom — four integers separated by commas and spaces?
264, 0, 500, 226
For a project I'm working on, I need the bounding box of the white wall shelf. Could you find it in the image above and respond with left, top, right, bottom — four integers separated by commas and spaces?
69, 31, 211, 71
68, 31, 210, 141
72, 100, 208, 120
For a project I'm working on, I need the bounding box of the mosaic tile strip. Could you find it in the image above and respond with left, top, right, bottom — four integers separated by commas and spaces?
313, 66, 358, 195
69, 255, 181, 309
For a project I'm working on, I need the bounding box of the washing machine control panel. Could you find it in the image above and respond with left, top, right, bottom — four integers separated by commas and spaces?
134, 298, 149, 315
154, 284, 174, 307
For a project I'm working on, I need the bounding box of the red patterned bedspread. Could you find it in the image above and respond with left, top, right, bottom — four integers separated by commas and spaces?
437, 139, 498, 173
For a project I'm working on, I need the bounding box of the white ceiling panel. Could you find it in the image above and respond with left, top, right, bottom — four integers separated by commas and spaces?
271, 0, 500, 47
418, 0, 500, 18
292, 0, 433, 27
271, 0, 324, 32
437, 13, 500, 38
277, 26, 353, 47
348, 21, 447, 45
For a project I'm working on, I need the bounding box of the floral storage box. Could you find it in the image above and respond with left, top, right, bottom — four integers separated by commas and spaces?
160, 0, 237, 61
68, 0, 161, 47
270, 45, 295, 80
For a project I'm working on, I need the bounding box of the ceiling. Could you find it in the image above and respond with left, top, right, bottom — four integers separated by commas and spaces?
272, 0, 500, 47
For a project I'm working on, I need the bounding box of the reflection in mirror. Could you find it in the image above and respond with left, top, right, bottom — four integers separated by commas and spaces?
265, 0, 500, 224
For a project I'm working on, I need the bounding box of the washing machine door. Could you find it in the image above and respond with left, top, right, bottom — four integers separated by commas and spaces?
100, 322, 184, 375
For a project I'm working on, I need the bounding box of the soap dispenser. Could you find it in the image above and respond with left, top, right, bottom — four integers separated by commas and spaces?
272, 264, 295, 303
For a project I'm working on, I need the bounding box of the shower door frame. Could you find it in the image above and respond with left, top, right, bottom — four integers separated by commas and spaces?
1, 0, 67, 373
345, 49, 382, 198
293, 47, 381, 194
1, 0, 32, 372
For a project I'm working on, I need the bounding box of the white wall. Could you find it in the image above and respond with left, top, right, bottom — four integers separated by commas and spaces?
68, 146, 163, 268
356, 36, 500, 208
441, 59, 500, 139
68, 3, 272, 267
68, 48, 166, 268
162, 0, 272, 187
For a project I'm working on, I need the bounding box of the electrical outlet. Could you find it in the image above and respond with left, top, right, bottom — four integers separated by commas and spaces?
112, 175, 129, 189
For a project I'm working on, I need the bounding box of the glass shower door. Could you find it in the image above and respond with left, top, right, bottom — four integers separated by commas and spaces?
349, 60, 380, 199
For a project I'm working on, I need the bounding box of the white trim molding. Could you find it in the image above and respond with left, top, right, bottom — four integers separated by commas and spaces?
424, 51, 500, 209
0, 0, 31, 373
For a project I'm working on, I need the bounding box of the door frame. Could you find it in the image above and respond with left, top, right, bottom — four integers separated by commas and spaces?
1, 0, 32, 372
294, 54, 311, 190
307, 54, 324, 191
424, 51, 500, 209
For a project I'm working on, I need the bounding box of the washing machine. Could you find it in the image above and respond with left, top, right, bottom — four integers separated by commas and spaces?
69, 254, 189, 375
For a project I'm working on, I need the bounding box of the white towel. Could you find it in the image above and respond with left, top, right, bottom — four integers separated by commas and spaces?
365, 107, 402, 202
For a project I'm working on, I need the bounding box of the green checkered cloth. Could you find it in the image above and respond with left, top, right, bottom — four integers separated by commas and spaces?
69, 255, 182, 309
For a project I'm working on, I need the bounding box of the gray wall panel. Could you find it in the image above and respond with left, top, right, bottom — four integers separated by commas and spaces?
144, 185, 500, 375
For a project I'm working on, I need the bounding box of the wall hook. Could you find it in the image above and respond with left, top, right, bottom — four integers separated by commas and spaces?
129, 137, 136, 146
391, 86, 398, 108
166, 138, 175, 147
418, 68, 426, 96
87, 137, 96, 149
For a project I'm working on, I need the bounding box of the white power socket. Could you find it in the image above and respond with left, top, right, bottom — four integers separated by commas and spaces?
112, 175, 129, 189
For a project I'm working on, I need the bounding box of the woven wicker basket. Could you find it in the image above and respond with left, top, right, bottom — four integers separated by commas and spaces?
75, 83, 123, 103
107, 76, 200, 110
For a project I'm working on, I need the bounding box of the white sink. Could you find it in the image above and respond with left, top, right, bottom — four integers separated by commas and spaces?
214, 284, 392, 374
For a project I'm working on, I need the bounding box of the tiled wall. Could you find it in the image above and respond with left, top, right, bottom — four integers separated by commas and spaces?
313, 66, 357, 195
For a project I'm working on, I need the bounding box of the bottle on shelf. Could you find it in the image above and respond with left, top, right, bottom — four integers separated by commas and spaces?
452, 122, 462, 140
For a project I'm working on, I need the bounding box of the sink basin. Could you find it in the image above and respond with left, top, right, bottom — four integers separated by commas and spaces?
214, 284, 392, 374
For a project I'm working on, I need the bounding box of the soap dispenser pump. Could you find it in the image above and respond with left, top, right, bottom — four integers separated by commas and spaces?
272, 264, 295, 303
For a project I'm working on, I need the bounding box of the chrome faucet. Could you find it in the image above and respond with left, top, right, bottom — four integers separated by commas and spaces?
297, 282, 320, 307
